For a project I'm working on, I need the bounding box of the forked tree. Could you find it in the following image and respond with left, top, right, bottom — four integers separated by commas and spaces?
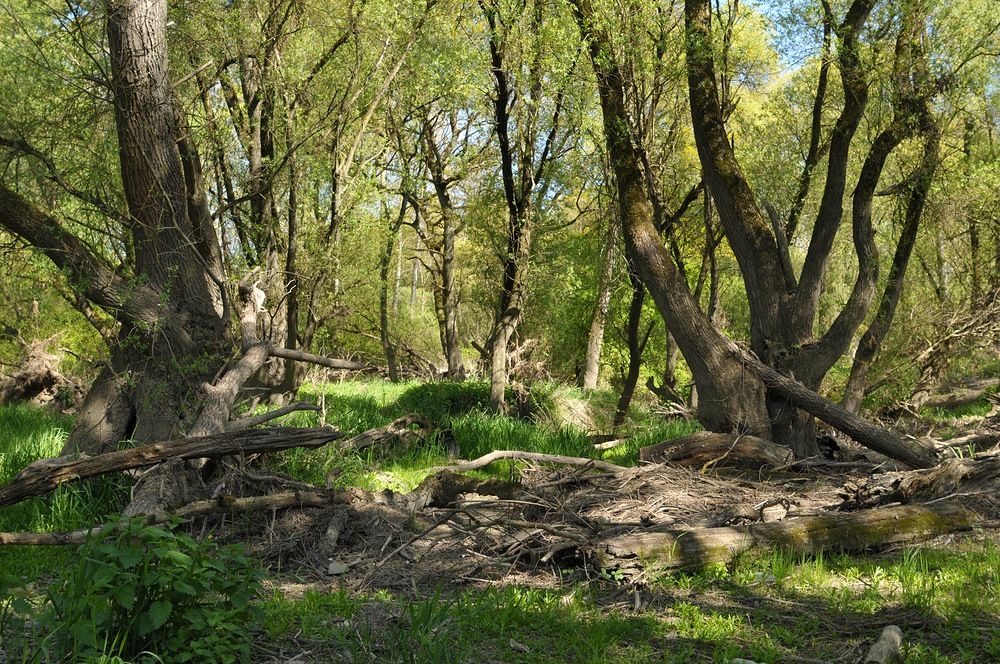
573, 0, 945, 459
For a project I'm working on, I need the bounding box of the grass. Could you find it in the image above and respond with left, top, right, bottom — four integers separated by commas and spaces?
269, 379, 683, 492
2, 381, 1000, 662
0, 405, 131, 580
251, 540, 1000, 662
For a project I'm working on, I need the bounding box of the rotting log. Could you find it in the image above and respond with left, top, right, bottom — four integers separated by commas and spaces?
840, 455, 1000, 510
0, 427, 344, 508
593, 501, 978, 571
639, 432, 792, 470
725, 339, 937, 469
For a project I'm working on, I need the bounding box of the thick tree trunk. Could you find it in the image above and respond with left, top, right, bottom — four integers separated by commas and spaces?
73, 0, 227, 451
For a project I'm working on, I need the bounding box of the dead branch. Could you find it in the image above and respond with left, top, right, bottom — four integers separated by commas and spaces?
268, 345, 366, 371
840, 455, 1000, 510
228, 402, 321, 431
0, 427, 344, 508
426, 450, 625, 474
339, 413, 438, 451
0, 488, 358, 547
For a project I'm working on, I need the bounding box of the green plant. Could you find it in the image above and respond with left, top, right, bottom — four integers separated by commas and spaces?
38, 517, 264, 663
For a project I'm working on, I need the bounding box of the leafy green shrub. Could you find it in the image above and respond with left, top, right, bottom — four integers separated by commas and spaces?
38, 517, 264, 663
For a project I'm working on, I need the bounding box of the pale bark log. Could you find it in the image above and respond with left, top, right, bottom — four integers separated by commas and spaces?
865, 626, 903, 664
426, 450, 625, 474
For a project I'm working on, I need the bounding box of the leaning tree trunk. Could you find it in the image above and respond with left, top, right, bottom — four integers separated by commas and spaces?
572, 0, 773, 439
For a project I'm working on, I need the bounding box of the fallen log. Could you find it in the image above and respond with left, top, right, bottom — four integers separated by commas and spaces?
0, 488, 361, 546
0, 427, 344, 509
725, 339, 937, 469
913, 378, 1000, 411
593, 501, 978, 571
426, 450, 626, 474
639, 432, 792, 470
339, 413, 446, 453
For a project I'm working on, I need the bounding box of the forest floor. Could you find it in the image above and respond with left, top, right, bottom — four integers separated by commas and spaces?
242, 427, 1000, 662
3, 381, 1000, 663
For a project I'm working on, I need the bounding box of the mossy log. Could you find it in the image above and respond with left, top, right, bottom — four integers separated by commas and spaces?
639, 432, 792, 470
0, 427, 344, 508
593, 501, 978, 571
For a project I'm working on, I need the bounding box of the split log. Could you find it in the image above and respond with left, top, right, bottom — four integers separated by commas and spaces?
639, 432, 792, 470
865, 625, 903, 664
0, 427, 344, 508
426, 450, 626, 474
726, 339, 937, 469
593, 501, 977, 571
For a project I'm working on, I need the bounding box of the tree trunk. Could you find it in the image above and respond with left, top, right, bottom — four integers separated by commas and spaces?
80, 0, 227, 451
420, 119, 467, 380
380, 200, 405, 382
613, 272, 652, 427
572, 0, 772, 439
488, 308, 522, 413
579, 222, 616, 390
842, 123, 939, 414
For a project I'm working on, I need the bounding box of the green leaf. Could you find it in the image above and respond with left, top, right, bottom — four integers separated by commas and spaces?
160, 549, 194, 566
148, 599, 173, 630
113, 585, 136, 610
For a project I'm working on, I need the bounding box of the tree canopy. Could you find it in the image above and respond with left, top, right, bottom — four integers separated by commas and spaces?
0, 0, 998, 458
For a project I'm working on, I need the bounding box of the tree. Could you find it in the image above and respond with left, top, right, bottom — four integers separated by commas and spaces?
572, 0, 963, 458
479, 0, 579, 413
1, 0, 226, 453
